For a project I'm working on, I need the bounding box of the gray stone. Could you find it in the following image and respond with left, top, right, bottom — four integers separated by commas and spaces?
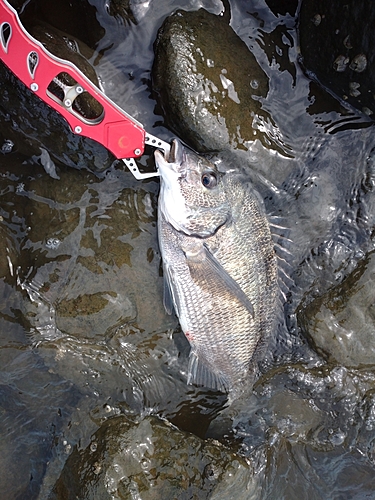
298, 251, 375, 366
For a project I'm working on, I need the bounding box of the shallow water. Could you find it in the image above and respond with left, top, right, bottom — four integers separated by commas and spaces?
1, 0, 375, 498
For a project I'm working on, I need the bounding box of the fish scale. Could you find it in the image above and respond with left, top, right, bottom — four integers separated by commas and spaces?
156, 140, 279, 395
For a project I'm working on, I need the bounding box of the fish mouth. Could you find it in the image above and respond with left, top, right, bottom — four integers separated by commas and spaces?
155, 138, 185, 177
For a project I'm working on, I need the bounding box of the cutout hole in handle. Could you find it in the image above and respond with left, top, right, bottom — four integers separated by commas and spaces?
47, 72, 104, 125
27, 51, 39, 79
0, 22, 12, 53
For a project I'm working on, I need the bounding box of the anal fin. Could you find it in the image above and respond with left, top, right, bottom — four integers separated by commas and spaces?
163, 272, 174, 315
187, 351, 229, 393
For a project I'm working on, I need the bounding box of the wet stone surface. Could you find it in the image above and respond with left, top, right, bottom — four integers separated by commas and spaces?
49, 414, 254, 500
152, 8, 272, 153
299, 0, 375, 118
16, 0, 104, 48
298, 250, 375, 367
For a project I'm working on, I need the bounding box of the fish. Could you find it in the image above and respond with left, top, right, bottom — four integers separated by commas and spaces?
155, 139, 279, 395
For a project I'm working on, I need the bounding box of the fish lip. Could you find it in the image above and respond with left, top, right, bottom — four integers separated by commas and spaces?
155, 139, 187, 178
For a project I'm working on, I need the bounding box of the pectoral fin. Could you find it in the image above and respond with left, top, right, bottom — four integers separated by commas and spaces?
162, 264, 180, 316
186, 244, 254, 318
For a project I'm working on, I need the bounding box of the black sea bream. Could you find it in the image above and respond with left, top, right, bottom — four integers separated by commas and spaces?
156, 139, 278, 395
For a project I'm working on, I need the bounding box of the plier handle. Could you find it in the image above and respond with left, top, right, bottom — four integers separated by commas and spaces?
0, 0, 168, 178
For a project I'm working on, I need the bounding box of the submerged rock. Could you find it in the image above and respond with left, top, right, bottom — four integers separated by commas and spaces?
106, 0, 138, 25
298, 251, 375, 367
49, 414, 255, 500
27, 21, 99, 85
299, 0, 375, 118
152, 8, 274, 153
18, 0, 103, 49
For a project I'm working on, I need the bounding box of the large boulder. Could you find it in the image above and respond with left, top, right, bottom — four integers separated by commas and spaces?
152, 8, 274, 153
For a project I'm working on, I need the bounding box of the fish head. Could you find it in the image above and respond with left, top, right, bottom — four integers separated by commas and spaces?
155, 139, 230, 236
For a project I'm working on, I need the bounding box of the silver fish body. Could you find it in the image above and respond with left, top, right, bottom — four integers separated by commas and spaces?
156, 139, 278, 394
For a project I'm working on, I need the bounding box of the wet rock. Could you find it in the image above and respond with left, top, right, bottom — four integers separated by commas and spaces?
7, 164, 171, 337
55, 290, 136, 338
106, 0, 166, 25
0, 385, 39, 498
49, 414, 254, 500
0, 352, 80, 500
106, 0, 138, 25
0, 153, 183, 444
27, 22, 99, 84
152, 8, 273, 153
298, 251, 375, 366
19, 0, 104, 49
225, 363, 375, 499
265, 0, 298, 17
299, 0, 375, 117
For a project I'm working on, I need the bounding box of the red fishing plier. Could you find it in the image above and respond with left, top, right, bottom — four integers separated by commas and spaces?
0, 0, 169, 179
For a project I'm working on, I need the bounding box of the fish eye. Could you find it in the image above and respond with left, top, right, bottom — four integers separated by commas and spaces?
201, 171, 217, 189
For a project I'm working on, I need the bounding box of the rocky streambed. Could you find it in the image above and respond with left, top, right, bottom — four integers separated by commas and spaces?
1, 0, 375, 498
